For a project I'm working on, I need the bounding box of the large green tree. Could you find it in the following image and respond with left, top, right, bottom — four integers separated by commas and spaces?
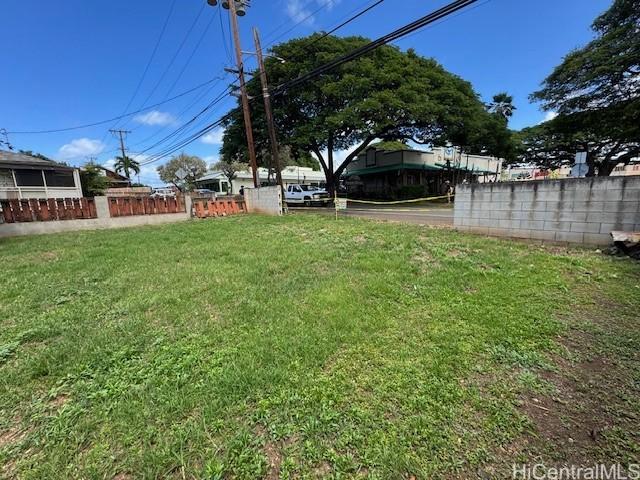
528, 0, 640, 175
221, 34, 509, 194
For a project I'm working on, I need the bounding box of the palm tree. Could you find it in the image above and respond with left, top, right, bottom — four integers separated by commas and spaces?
488, 92, 516, 121
114, 155, 141, 180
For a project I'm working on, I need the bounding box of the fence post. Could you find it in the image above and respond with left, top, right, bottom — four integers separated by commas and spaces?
94, 196, 110, 219
184, 195, 193, 217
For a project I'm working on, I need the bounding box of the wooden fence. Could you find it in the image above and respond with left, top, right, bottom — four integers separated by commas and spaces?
0, 198, 97, 223
192, 198, 246, 218
107, 196, 185, 217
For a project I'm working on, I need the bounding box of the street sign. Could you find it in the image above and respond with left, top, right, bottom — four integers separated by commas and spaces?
575, 152, 587, 164
335, 198, 347, 210
571, 163, 589, 177
175, 168, 188, 180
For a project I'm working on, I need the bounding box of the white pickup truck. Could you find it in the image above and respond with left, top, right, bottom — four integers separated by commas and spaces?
284, 184, 331, 207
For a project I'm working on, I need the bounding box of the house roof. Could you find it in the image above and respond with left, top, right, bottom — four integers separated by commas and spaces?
0, 150, 74, 172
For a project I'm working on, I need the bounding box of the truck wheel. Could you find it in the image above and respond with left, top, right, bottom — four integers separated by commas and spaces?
304, 197, 312, 207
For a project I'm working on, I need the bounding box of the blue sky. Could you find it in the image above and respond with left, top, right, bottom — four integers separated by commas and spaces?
1, 0, 611, 185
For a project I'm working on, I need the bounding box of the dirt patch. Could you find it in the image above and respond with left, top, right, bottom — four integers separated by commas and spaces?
112, 473, 132, 480
412, 251, 441, 270
507, 305, 639, 467
312, 460, 332, 478
49, 394, 70, 409
0, 425, 29, 449
39, 251, 59, 262
263, 438, 282, 480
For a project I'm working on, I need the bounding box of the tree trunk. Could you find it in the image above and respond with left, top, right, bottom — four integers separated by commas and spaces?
597, 161, 617, 177
324, 168, 337, 198
585, 152, 597, 177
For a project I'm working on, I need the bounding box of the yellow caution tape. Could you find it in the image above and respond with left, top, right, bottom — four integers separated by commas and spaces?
338, 194, 454, 205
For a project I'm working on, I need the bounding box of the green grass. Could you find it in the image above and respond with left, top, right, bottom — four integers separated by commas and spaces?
0, 215, 638, 479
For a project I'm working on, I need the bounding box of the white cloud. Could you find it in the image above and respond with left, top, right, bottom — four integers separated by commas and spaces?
58, 138, 106, 160
542, 111, 558, 123
286, 0, 314, 24
203, 154, 220, 167
134, 110, 176, 126
286, 0, 339, 24
201, 128, 225, 145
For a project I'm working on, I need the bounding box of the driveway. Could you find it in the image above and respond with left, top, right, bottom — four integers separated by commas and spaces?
289, 203, 454, 226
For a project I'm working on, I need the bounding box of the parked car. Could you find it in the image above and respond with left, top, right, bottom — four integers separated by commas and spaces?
151, 188, 176, 199
193, 188, 216, 198
285, 184, 331, 207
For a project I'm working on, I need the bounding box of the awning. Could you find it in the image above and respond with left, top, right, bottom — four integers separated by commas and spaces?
343, 162, 443, 177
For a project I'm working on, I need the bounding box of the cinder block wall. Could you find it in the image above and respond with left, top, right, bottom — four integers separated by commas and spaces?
453, 176, 640, 245
244, 186, 282, 215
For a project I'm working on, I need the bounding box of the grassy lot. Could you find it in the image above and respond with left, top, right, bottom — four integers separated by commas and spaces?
1, 215, 638, 479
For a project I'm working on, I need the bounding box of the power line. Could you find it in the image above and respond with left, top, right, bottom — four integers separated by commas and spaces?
112, 0, 178, 125
273, 0, 479, 95
140, 0, 484, 168
165, 13, 217, 99
131, 3, 207, 116
263, 0, 336, 48
261, 0, 320, 44
136, 88, 230, 157
125, 76, 229, 152
304, 0, 386, 50
7, 77, 220, 135
218, 5, 232, 63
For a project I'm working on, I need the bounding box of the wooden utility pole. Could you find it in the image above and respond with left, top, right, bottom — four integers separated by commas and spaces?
227, 0, 259, 188
109, 129, 131, 160
253, 27, 283, 191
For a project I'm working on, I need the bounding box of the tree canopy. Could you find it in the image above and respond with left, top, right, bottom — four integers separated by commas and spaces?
525, 0, 640, 175
157, 153, 207, 191
369, 140, 411, 151
212, 160, 244, 193
80, 162, 109, 197
488, 92, 516, 121
113, 155, 140, 180
221, 34, 511, 192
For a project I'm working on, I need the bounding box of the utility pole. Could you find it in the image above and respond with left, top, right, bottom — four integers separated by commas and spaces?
109, 129, 131, 160
226, 0, 259, 188
252, 27, 283, 192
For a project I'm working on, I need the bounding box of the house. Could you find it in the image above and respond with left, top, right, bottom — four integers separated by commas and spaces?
344, 146, 501, 199
0, 150, 83, 200
93, 165, 131, 188
197, 166, 326, 194
611, 162, 640, 177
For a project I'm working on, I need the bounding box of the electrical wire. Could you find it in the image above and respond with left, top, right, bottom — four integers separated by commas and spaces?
110, 0, 178, 126
131, 3, 208, 116
140, 0, 483, 167
263, 0, 336, 48
136, 88, 231, 158
164, 13, 217, 99
273, 0, 479, 94
304, 0, 386, 50
7, 78, 220, 135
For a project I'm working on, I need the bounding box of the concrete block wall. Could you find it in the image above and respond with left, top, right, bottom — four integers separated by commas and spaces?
453, 176, 640, 245
244, 186, 283, 215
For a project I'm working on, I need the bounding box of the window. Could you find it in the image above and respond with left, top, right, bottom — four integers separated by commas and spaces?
44, 170, 75, 187
14, 169, 44, 187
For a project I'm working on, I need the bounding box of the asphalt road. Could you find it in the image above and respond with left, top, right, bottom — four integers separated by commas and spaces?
288, 204, 454, 226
